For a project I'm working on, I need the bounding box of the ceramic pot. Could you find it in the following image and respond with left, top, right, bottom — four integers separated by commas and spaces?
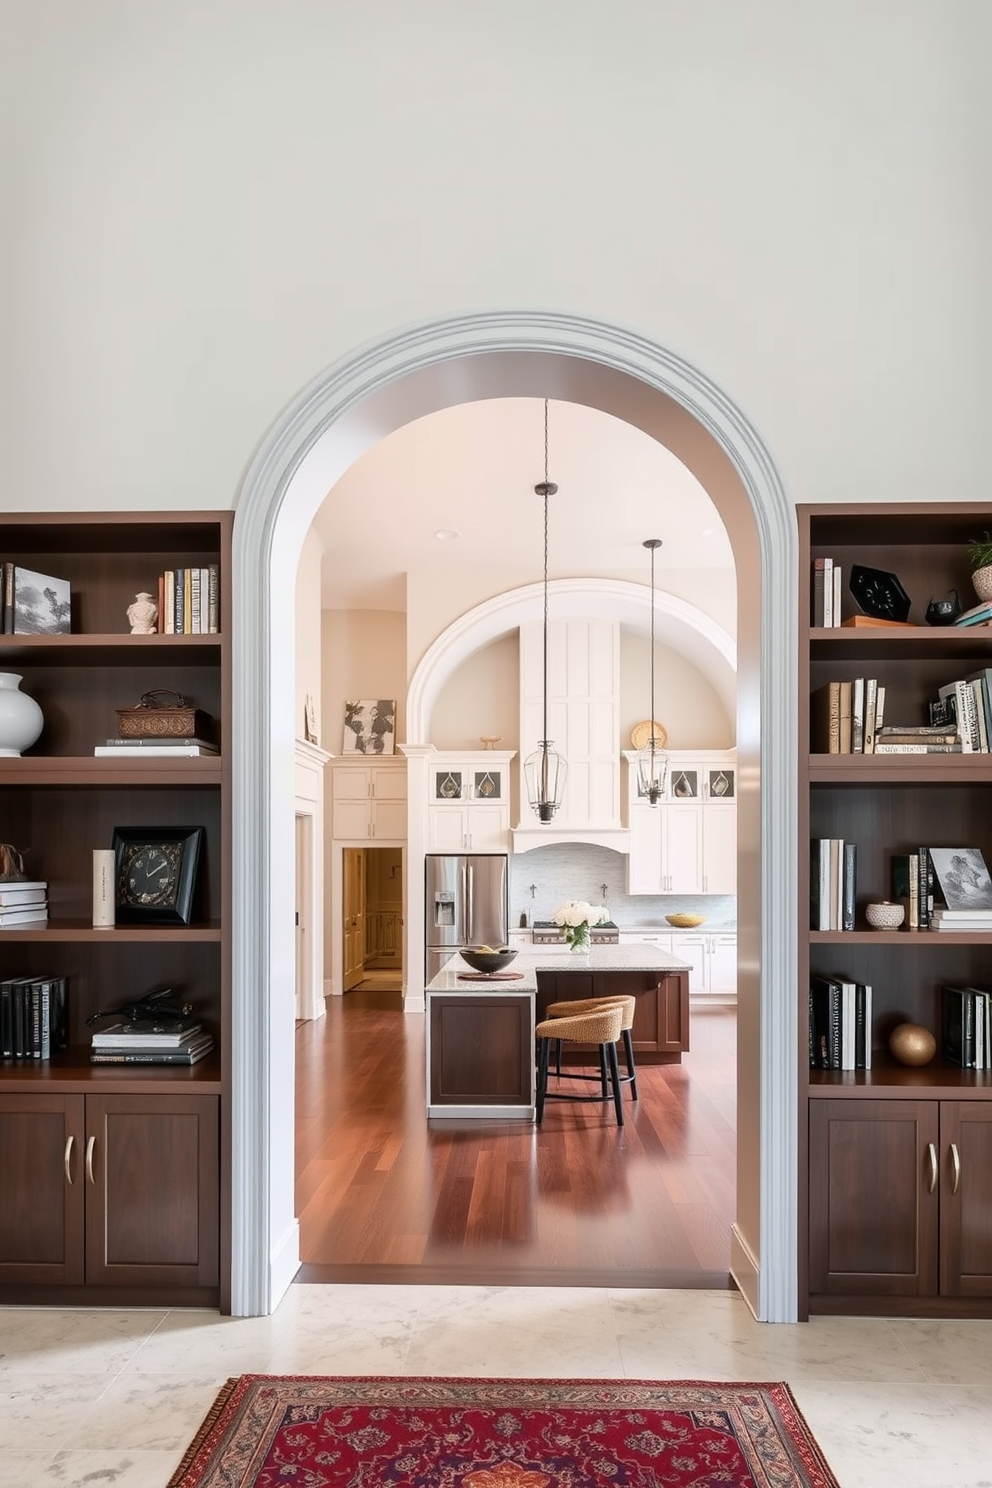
0, 673, 44, 757
889, 1022, 936, 1067
973, 565, 992, 603
865, 900, 905, 931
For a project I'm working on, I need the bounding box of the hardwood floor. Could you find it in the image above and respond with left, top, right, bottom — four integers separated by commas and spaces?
295, 995, 737, 1287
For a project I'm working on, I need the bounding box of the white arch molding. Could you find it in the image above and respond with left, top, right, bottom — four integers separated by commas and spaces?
231, 311, 799, 1321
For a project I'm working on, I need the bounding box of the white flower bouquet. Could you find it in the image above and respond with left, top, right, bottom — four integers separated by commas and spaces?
551, 900, 608, 953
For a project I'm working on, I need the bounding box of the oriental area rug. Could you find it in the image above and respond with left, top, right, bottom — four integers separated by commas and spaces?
166, 1375, 841, 1488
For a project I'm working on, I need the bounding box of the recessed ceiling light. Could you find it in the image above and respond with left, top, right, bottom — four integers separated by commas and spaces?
434, 529, 459, 541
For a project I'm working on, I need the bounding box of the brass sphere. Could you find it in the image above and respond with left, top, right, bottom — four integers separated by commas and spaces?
889, 1022, 936, 1067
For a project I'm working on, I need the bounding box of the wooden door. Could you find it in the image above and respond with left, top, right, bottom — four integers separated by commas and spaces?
809, 1098, 939, 1298
84, 1094, 219, 1287
939, 1101, 992, 1298
0, 1093, 85, 1284
342, 847, 366, 991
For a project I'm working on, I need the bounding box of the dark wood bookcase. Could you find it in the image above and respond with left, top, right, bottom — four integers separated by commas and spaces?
800, 505, 992, 1319
0, 512, 231, 1309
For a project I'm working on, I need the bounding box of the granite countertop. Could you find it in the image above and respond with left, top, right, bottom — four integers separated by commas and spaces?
426, 942, 691, 993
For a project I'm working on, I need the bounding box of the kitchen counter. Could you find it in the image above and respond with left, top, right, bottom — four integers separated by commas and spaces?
425, 943, 691, 1119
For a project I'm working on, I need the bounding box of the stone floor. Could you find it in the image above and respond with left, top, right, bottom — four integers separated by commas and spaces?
1, 1285, 991, 1486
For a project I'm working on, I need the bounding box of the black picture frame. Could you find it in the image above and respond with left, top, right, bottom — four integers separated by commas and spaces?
112, 825, 204, 926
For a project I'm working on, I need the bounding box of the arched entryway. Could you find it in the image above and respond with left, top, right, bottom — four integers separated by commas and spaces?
230, 312, 798, 1320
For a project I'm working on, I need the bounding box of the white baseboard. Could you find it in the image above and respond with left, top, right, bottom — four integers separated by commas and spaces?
269, 1218, 301, 1313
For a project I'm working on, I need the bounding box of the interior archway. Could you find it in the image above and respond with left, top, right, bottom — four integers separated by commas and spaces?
231, 313, 798, 1321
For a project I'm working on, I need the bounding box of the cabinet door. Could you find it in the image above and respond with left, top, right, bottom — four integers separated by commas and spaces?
706, 935, 737, 997
333, 799, 371, 839
939, 1101, 992, 1298
702, 804, 737, 895
370, 764, 406, 801
0, 1093, 85, 1284
428, 807, 468, 853
465, 802, 508, 851
663, 804, 703, 892
672, 933, 706, 994
808, 1099, 939, 1298
626, 805, 664, 894
85, 1094, 220, 1288
370, 798, 407, 839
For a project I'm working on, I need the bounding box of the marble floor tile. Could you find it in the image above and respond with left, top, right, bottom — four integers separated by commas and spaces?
126, 1309, 284, 1375
67, 1373, 230, 1451
0, 1308, 167, 1376
28, 1448, 188, 1488
0, 1374, 110, 1451
885, 1317, 992, 1386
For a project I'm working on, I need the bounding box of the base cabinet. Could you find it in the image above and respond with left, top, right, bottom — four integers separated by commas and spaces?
0, 1092, 220, 1293
808, 1097, 992, 1310
535, 969, 688, 1058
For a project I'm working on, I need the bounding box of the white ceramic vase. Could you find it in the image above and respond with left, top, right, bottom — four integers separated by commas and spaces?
127, 591, 158, 634
0, 673, 44, 757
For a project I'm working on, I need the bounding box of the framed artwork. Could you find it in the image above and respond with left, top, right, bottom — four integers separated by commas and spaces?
112, 825, 204, 925
9, 564, 72, 635
304, 694, 318, 745
343, 699, 396, 755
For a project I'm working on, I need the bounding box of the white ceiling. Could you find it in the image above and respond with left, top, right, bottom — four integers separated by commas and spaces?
312, 398, 735, 611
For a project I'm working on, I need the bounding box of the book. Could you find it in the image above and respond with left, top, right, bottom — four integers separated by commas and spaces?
891, 851, 919, 928
954, 599, 992, 625
863, 677, 879, 754
851, 678, 865, 753
832, 563, 842, 627
931, 907, 992, 920
840, 979, 856, 1069
6, 564, 71, 635
874, 743, 963, 753
164, 570, 175, 634
942, 986, 978, 1068
0, 906, 48, 926
937, 680, 978, 751
90, 1034, 214, 1065
97, 736, 217, 751
842, 841, 857, 932
207, 563, 219, 633
854, 983, 872, 1070
928, 847, 992, 911
877, 725, 960, 738
917, 847, 932, 928
930, 919, 992, 931
93, 745, 218, 757
810, 682, 842, 753
873, 683, 885, 738
971, 680, 990, 752
828, 838, 843, 931
965, 668, 992, 750
838, 680, 852, 754
809, 976, 841, 1069
91, 1019, 203, 1049
0, 885, 47, 906
812, 557, 833, 626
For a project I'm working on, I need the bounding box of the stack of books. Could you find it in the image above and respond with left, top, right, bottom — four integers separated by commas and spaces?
930, 671, 992, 752
810, 678, 886, 753
941, 986, 992, 1067
809, 975, 873, 1069
93, 738, 218, 758
810, 838, 857, 930
893, 845, 992, 931
159, 565, 219, 635
953, 599, 992, 629
89, 1018, 214, 1065
0, 880, 49, 927
0, 975, 68, 1059
811, 557, 843, 627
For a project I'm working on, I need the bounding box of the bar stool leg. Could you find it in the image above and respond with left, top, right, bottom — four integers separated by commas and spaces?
606, 1040, 624, 1126
536, 1037, 551, 1123
621, 1027, 638, 1101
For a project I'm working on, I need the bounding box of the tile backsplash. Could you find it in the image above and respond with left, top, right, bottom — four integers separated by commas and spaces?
509, 843, 736, 930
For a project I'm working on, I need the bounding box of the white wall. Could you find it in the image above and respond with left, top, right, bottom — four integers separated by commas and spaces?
320, 609, 408, 752
4, 3, 988, 525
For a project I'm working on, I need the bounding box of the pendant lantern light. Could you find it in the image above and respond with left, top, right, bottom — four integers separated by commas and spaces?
524, 400, 567, 822
637, 538, 669, 806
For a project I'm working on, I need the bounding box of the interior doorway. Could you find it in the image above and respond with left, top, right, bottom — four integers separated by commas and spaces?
343, 846, 403, 993
232, 312, 797, 1321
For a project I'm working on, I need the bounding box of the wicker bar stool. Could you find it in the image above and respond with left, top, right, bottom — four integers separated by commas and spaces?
544, 994, 638, 1102
535, 1004, 625, 1126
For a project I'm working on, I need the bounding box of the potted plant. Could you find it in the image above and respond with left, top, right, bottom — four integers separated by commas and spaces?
969, 532, 992, 602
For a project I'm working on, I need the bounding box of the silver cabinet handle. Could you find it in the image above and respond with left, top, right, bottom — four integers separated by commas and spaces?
950, 1142, 961, 1195
85, 1135, 96, 1185
467, 865, 475, 943
64, 1135, 75, 1185
927, 1142, 938, 1193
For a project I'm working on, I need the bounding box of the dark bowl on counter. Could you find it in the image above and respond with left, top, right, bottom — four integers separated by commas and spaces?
460, 947, 518, 974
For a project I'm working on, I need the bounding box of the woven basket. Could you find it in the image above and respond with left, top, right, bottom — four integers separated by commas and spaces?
116, 689, 211, 740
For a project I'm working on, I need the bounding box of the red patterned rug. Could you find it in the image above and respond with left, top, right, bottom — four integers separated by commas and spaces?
167, 1376, 840, 1488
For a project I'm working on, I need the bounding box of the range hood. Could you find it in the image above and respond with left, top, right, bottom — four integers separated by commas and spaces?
511, 824, 630, 853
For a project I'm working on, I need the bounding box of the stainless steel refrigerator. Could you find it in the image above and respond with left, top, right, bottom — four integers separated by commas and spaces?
425, 853, 509, 982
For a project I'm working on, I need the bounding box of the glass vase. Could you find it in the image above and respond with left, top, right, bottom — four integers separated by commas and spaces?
566, 923, 591, 953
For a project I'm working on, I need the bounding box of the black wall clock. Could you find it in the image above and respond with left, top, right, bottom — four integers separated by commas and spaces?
849, 564, 911, 623
112, 825, 204, 925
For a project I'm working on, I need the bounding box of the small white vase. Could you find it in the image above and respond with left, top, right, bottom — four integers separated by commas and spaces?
0, 673, 44, 757
865, 900, 905, 931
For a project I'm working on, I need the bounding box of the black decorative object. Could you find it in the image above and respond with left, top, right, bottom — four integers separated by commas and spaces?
849, 564, 911, 623
112, 825, 204, 925
925, 589, 961, 626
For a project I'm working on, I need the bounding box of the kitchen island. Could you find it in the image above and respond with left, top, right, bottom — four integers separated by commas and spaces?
425, 942, 690, 1119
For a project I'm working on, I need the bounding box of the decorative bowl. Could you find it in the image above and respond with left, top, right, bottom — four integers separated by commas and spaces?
459, 947, 518, 974
865, 900, 905, 931
666, 913, 706, 929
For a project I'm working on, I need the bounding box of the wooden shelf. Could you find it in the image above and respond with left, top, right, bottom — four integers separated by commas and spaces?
809, 754, 992, 783
809, 626, 992, 661
0, 757, 223, 785
0, 634, 221, 666
0, 921, 222, 943
809, 1059, 992, 1098
0, 1046, 222, 1093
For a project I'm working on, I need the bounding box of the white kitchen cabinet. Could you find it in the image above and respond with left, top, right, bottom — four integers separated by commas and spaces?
701, 803, 737, 894
332, 759, 407, 841
706, 933, 737, 997
671, 933, 707, 994
627, 800, 703, 894
427, 751, 513, 852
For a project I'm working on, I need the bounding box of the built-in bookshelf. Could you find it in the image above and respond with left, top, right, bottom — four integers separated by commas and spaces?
800, 505, 992, 1319
0, 512, 231, 1308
